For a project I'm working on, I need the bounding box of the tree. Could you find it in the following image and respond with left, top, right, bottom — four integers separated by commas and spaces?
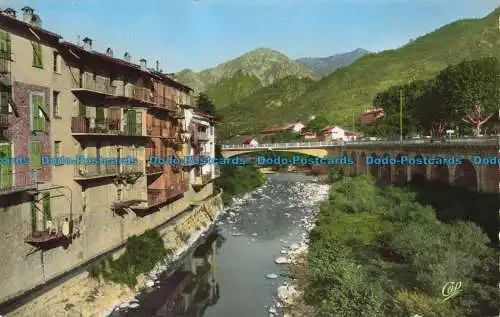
196, 92, 216, 116
462, 103, 494, 136
306, 116, 329, 132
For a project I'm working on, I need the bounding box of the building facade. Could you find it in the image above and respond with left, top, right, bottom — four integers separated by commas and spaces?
0, 6, 217, 305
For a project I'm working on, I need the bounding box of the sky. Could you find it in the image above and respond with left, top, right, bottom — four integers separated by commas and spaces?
1, 0, 498, 72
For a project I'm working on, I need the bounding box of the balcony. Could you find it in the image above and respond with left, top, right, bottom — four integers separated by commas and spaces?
0, 169, 40, 195
73, 77, 116, 96
146, 162, 163, 175
71, 117, 121, 135
120, 161, 144, 175
132, 87, 154, 104
25, 214, 83, 249
171, 109, 184, 119
147, 125, 162, 137
74, 163, 119, 180
147, 185, 185, 207
153, 95, 178, 112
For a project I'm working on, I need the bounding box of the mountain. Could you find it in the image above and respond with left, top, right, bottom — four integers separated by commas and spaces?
204, 71, 263, 110
175, 47, 319, 102
296, 48, 370, 76
218, 76, 314, 138
219, 7, 500, 136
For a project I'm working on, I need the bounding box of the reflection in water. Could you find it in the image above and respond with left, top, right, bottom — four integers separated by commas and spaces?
111, 232, 220, 317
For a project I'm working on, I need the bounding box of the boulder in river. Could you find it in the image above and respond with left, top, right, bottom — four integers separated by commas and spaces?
266, 273, 278, 279
275, 257, 291, 264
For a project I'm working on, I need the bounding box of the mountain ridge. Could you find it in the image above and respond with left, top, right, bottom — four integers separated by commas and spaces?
218, 7, 500, 138
295, 48, 370, 76
175, 47, 319, 93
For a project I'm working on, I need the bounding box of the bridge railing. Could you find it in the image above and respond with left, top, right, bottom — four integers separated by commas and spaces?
220, 137, 499, 150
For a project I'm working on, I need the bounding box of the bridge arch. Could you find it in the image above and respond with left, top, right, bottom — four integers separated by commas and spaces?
454, 159, 477, 191
380, 153, 392, 185
358, 152, 367, 174
393, 153, 407, 185
482, 164, 499, 193
368, 152, 379, 179
410, 154, 426, 182
430, 158, 449, 185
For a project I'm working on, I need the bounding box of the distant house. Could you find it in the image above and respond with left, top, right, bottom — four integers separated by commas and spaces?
360, 108, 385, 125
260, 122, 305, 135
242, 136, 259, 146
302, 131, 317, 139
321, 125, 359, 141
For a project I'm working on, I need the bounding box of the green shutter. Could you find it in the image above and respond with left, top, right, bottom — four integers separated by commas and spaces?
0, 31, 11, 57
32, 42, 43, 68
127, 110, 136, 135
42, 193, 51, 228
31, 201, 37, 231
0, 144, 12, 189
30, 141, 41, 168
96, 107, 105, 123
32, 94, 44, 131
78, 103, 86, 117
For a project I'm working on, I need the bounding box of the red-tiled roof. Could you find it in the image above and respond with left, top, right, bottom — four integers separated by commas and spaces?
0, 12, 62, 41
242, 136, 255, 144
321, 125, 336, 132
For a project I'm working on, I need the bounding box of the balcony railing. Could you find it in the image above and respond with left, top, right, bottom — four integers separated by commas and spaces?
71, 117, 121, 134
146, 162, 163, 174
132, 87, 154, 103
74, 163, 119, 179
147, 184, 185, 207
147, 125, 162, 137
120, 161, 144, 174
196, 132, 209, 141
25, 213, 83, 247
75, 77, 116, 96
154, 95, 178, 111
0, 169, 40, 195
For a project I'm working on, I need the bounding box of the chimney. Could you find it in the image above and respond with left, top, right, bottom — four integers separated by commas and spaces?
124, 52, 131, 62
156, 60, 159, 72
139, 58, 147, 70
3, 8, 16, 18
82, 37, 92, 51
105, 47, 113, 57
21, 6, 34, 23
31, 14, 42, 28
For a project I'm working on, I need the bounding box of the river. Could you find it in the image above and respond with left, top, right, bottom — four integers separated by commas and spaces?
109, 173, 330, 317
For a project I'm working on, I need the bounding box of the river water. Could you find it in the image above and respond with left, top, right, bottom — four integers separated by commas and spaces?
109, 173, 330, 317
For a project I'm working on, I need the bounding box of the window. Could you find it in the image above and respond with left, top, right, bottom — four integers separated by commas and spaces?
0, 89, 11, 114
53, 91, 60, 117
31, 94, 44, 131
53, 51, 60, 73
29, 140, 41, 168
54, 141, 61, 158
32, 42, 43, 68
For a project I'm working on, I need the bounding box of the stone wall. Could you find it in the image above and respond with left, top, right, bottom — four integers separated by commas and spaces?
4, 187, 222, 317
0, 182, 215, 304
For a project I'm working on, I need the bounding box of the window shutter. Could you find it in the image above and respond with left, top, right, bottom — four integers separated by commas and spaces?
0, 144, 12, 189
32, 42, 43, 68
30, 141, 41, 168
43, 192, 51, 223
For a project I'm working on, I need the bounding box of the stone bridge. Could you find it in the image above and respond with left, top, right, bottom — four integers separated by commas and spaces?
220, 139, 499, 194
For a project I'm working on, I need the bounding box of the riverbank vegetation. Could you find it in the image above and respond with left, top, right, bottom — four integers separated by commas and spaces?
215, 164, 266, 205
88, 229, 169, 287
305, 174, 498, 317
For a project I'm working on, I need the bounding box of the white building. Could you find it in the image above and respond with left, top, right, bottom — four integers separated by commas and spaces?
321, 125, 358, 141
182, 106, 217, 187
242, 136, 259, 146
289, 122, 305, 133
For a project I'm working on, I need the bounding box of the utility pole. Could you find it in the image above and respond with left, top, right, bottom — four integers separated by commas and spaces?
352, 112, 355, 133
400, 88, 403, 142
